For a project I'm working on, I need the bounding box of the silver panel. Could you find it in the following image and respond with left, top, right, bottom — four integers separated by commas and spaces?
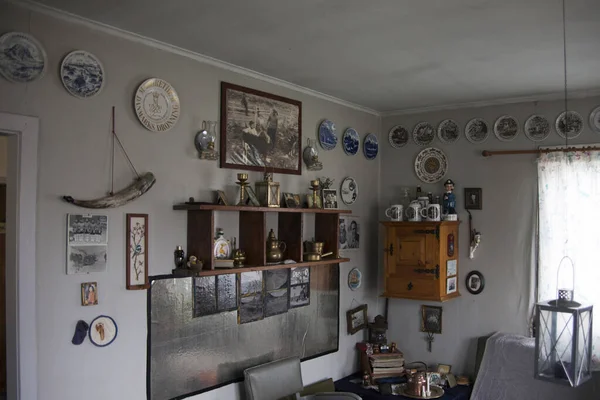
149, 265, 339, 400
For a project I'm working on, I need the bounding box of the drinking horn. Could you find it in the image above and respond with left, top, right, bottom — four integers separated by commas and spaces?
62, 172, 156, 209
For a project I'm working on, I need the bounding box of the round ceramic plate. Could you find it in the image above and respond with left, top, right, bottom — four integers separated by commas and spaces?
348, 267, 362, 290
89, 315, 118, 347
0, 32, 47, 83
389, 125, 409, 148
524, 115, 551, 142
556, 111, 584, 139
340, 177, 358, 205
363, 133, 379, 160
413, 122, 435, 146
134, 78, 180, 132
437, 119, 460, 144
342, 128, 359, 155
494, 115, 519, 141
415, 147, 448, 183
318, 119, 337, 150
60, 50, 105, 98
465, 118, 490, 144
590, 106, 600, 133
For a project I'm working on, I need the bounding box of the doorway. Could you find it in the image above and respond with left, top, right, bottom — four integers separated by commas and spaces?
0, 135, 6, 395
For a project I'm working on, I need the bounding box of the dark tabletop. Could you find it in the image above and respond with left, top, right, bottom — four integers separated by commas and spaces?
334, 374, 472, 400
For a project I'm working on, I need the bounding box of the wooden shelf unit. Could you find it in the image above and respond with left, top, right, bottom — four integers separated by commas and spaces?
173, 204, 352, 272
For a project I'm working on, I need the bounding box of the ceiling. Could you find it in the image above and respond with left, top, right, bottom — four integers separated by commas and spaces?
25, 0, 600, 112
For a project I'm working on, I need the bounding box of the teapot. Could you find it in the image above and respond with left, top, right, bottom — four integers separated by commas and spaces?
406, 369, 428, 396
266, 229, 286, 263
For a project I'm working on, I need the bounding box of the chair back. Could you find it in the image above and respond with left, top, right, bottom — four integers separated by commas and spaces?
244, 357, 304, 400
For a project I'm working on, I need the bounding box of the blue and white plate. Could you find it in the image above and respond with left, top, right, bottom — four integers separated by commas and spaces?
363, 133, 378, 160
342, 128, 360, 155
0, 32, 46, 83
318, 120, 337, 150
61, 50, 105, 98
348, 268, 362, 290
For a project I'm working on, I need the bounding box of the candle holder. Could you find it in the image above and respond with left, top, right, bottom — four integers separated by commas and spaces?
236, 173, 249, 206
309, 179, 321, 209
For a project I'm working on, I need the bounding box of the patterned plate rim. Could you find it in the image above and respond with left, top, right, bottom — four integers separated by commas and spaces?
413, 122, 435, 146
388, 124, 409, 149
340, 176, 358, 205
555, 111, 583, 139
60, 50, 105, 99
493, 115, 520, 142
465, 118, 490, 144
524, 114, 551, 142
0, 31, 47, 83
590, 106, 600, 134
318, 119, 337, 151
437, 119, 460, 144
134, 78, 180, 132
342, 127, 359, 156
414, 147, 448, 184
363, 133, 378, 160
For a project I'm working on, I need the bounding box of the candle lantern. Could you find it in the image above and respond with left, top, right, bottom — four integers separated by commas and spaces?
534, 257, 593, 387
255, 172, 280, 207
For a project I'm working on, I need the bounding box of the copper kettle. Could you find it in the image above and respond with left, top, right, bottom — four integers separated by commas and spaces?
405, 362, 428, 396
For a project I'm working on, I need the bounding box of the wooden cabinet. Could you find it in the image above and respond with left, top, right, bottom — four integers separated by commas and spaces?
381, 221, 460, 302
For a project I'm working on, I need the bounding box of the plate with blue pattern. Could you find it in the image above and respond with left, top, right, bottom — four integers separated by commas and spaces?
0, 32, 46, 83
363, 133, 378, 160
342, 128, 360, 155
318, 119, 337, 150
61, 50, 105, 98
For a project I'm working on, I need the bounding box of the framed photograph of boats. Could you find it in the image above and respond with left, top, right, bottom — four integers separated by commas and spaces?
220, 82, 302, 175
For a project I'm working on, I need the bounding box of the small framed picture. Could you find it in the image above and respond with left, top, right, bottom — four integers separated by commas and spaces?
421, 305, 442, 334
126, 214, 149, 290
283, 192, 299, 208
464, 188, 482, 210
466, 270, 485, 295
446, 276, 457, 294
81, 282, 98, 306
216, 190, 229, 205
346, 304, 368, 334
322, 189, 338, 209
428, 372, 442, 386
446, 260, 457, 277
437, 364, 452, 375
245, 186, 261, 206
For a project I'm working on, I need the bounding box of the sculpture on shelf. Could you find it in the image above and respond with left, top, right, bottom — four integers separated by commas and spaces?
442, 179, 457, 220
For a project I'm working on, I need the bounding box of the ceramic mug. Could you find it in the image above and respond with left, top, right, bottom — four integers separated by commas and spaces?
418, 196, 430, 210
405, 201, 422, 222
385, 204, 403, 221
420, 204, 441, 221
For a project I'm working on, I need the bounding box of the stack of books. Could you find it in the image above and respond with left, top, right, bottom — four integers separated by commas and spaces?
369, 352, 405, 379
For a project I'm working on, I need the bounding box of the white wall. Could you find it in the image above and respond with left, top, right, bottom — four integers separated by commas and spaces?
381, 95, 600, 386
0, 3, 382, 400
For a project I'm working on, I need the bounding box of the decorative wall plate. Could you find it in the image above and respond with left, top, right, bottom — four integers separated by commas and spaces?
437, 119, 460, 144
556, 111, 584, 139
0, 32, 47, 83
342, 128, 359, 155
413, 122, 435, 146
340, 177, 358, 205
524, 115, 551, 142
363, 133, 379, 160
465, 118, 490, 144
348, 268, 362, 290
89, 315, 118, 347
415, 147, 448, 183
389, 125, 409, 148
60, 50, 104, 98
590, 106, 600, 133
494, 115, 519, 141
318, 119, 337, 150
134, 78, 180, 132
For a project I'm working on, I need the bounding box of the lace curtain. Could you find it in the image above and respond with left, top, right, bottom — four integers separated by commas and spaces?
538, 150, 600, 370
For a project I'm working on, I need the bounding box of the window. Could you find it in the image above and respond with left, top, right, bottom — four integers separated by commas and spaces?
537, 150, 600, 370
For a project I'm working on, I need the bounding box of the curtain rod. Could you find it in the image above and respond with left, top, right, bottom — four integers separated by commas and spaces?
482, 146, 600, 157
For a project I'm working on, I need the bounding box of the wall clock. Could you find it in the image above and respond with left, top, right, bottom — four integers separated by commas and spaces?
134, 78, 180, 132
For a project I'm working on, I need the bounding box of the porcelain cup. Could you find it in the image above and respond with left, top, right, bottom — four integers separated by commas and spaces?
385, 205, 403, 221
418, 196, 430, 210
420, 204, 441, 221
405, 202, 422, 222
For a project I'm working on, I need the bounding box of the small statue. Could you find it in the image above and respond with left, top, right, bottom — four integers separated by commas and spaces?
390, 342, 397, 353
469, 231, 482, 259
362, 371, 371, 387
442, 179, 457, 216
373, 344, 380, 354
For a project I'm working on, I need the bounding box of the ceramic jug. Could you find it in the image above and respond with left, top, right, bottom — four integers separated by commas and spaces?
266, 229, 287, 263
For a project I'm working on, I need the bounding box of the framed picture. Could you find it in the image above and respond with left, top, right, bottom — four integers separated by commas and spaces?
339, 216, 360, 250
220, 82, 302, 175
446, 276, 457, 294
464, 188, 482, 210
264, 269, 290, 317
81, 282, 98, 306
216, 274, 237, 312
283, 192, 299, 208
466, 270, 485, 295
245, 186, 261, 206
238, 271, 264, 324
66, 214, 108, 274
322, 189, 338, 209
126, 214, 149, 290
216, 190, 229, 205
428, 372, 442, 386
346, 304, 368, 334
437, 364, 452, 375
446, 259, 457, 277
421, 305, 442, 334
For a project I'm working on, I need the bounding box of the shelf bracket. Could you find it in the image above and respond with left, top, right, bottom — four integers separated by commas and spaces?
414, 227, 440, 240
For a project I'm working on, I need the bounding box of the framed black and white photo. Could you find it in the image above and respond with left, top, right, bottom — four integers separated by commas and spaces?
238, 271, 264, 324
339, 216, 360, 251
421, 305, 443, 334
346, 304, 368, 335
289, 283, 310, 308
446, 276, 457, 295
216, 274, 237, 312
464, 188, 482, 210
220, 82, 302, 175
283, 192, 299, 208
66, 214, 108, 274
264, 269, 289, 317
466, 271, 485, 295
322, 189, 338, 209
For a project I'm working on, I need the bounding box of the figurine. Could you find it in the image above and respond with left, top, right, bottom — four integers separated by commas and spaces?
390, 342, 397, 353
373, 344, 380, 354
187, 255, 203, 270
174, 245, 186, 269
362, 371, 371, 387
442, 179, 457, 217
470, 231, 482, 259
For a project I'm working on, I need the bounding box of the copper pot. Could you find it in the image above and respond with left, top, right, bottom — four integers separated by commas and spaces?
406, 369, 427, 396
304, 241, 324, 254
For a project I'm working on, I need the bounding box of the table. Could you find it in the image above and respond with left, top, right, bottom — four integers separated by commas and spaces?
334, 374, 472, 400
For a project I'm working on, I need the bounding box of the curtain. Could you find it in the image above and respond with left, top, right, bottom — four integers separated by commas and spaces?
538, 150, 600, 370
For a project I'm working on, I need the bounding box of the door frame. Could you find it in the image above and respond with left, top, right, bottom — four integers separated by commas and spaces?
0, 112, 38, 400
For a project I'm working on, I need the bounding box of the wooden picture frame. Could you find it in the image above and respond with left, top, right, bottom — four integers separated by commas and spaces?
81, 282, 98, 306
126, 213, 149, 290
421, 305, 443, 334
346, 304, 368, 335
245, 186, 261, 206
216, 190, 229, 205
464, 187, 482, 210
220, 82, 302, 175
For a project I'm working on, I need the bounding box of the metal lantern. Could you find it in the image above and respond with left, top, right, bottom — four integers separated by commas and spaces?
255, 172, 280, 207
534, 257, 593, 387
